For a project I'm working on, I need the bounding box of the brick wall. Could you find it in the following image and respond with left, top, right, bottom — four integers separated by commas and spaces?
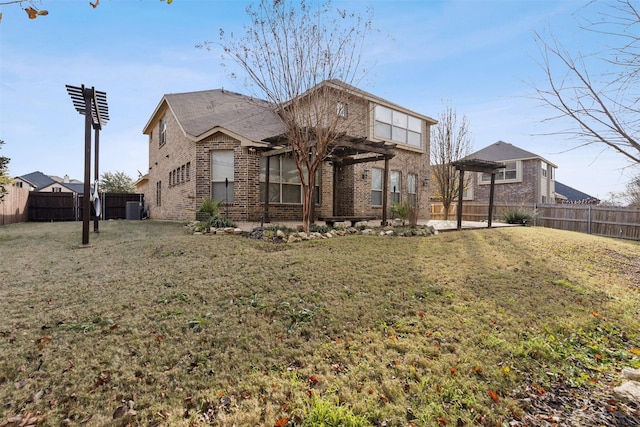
145, 87, 433, 223
146, 107, 197, 221
471, 159, 541, 205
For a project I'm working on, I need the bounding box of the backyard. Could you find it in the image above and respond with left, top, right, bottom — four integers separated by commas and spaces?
0, 221, 639, 426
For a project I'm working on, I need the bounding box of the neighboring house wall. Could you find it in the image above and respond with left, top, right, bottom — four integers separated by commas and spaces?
39, 182, 75, 193
463, 141, 558, 206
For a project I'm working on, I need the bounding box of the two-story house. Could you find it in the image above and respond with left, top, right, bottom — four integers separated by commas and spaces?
461, 141, 558, 205
141, 80, 436, 223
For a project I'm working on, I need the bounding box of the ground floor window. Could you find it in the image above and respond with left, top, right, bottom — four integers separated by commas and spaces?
260, 155, 319, 204
371, 167, 383, 206
407, 173, 417, 206
390, 170, 401, 204
211, 150, 235, 203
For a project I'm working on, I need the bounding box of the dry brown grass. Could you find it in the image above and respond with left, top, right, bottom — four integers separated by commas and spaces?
0, 221, 639, 426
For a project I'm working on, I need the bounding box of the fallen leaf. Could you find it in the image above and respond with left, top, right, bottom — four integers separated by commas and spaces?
274, 417, 288, 426
630, 348, 640, 355
437, 417, 447, 425
488, 389, 500, 403
241, 391, 251, 399
110, 323, 119, 330
309, 375, 318, 384
113, 405, 127, 419
417, 311, 424, 318
449, 367, 458, 375
473, 366, 483, 374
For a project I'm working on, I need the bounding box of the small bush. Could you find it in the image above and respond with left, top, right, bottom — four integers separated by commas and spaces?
198, 197, 221, 218
207, 216, 236, 228
502, 207, 534, 226
392, 201, 419, 227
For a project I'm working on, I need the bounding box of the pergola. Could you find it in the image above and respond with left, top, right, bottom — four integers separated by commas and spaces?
66, 84, 109, 246
262, 132, 396, 225
451, 158, 505, 230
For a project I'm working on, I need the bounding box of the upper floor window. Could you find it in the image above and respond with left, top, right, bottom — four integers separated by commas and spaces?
541, 162, 547, 177
374, 105, 422, 147
337, 102, 348, 118
479, 161, 520, 184
159, 117, 167, 147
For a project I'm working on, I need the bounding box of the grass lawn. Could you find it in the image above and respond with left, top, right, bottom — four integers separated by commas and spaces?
0, 221, 639, 426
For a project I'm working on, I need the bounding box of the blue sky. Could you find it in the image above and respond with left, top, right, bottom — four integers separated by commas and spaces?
0, 0, 635, 199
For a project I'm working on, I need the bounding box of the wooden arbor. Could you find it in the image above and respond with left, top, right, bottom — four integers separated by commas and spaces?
66, 84, 109, 246
451, 159, 505, 230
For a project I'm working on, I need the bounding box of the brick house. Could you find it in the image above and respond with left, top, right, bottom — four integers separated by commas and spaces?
461, 141, 558, 205
141, 80, 436, 223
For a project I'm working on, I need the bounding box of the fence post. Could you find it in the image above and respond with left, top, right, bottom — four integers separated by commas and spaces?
534, 203, 537, 227
588, 205, 592, 235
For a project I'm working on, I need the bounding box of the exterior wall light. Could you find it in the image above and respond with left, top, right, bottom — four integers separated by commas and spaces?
362, 167, 369, 180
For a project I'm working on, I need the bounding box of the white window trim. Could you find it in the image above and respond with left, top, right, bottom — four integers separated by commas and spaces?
478, 160, 522, 184
373, 105, 423, 148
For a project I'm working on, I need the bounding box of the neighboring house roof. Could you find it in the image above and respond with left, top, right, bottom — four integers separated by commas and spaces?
554, 181, 600, 203
16, 171, 55, 189
464, 141, 558, 168
143, 89, 286, 144
38, 181, 88, 194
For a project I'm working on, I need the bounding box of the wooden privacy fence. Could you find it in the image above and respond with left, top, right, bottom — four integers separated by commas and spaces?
430, 202, 516, 223
535, 204, 640, 240
0, 186, 29, 225
26, 192, 145, 222
430, 202, 640, 240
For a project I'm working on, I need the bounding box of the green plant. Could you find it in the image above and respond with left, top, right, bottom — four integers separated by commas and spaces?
207, 216, 236, 228
391, 201, 419, 227
502, 207, 534, 225
302, 397, 371, 427
198, 196, 222, 218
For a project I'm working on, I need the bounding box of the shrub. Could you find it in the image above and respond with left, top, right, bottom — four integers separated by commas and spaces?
207, 216, 236, 229
392, 201, 419, 227
198, 197, 221, 218
502, 207, 534, 226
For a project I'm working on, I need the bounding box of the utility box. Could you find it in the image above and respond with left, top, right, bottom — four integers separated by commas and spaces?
126, 201, 141, 220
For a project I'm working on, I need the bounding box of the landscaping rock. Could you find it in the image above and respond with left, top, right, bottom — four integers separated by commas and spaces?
276, 229, 286, 239
622, 368, 640, 381
613, 381, 640, 406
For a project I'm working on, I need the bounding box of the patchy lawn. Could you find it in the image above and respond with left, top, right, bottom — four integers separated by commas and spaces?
0, 221, 639, 426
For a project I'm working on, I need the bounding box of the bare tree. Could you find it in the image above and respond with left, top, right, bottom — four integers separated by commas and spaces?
533, 0, 640, 163
623, 175, 640, 207
430, 104, 473, 220
219, 0, 372, 232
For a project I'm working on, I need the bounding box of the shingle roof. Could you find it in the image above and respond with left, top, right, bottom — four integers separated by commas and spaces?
17, 171, 55, 189
464, 141, 556, 167
162, 89, 286, 142
555, 181, 599, 203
